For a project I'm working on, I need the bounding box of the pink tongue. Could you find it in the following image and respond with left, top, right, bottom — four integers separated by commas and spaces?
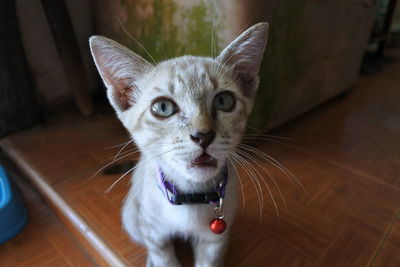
194, 154, 212, 164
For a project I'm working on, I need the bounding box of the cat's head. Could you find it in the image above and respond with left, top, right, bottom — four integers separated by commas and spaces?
89, 23, 268, 186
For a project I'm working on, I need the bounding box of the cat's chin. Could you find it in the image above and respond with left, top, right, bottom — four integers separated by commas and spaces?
185, 159, 223, 183
161, 151, 226, 184
187, 164, 218, 176
185, 166, 221, 183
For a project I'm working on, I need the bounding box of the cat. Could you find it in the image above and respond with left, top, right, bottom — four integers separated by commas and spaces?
89, 22, 268, 267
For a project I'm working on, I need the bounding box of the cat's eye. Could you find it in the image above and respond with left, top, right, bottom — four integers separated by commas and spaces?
213, 91, 235, 112
151, 98, 178, 118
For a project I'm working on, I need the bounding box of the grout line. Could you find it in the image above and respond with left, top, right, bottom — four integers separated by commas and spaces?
282, 143, 400, 192
1, 140, 127, 267
367, 206, 400, 267
319, 156, 400, 191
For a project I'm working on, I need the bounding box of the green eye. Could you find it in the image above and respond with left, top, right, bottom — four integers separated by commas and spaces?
151, 98, 178, 118
213, 91, 235, 112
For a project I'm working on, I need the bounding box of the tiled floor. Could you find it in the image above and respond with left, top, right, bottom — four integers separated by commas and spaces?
0, 158, 95, 266
1, 48, 399, 266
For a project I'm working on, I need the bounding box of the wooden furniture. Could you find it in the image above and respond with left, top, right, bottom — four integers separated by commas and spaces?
41, 0, 94, 117
0, 0, 42, 138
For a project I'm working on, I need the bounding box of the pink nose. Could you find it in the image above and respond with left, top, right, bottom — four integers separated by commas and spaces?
190, 131, 216, 148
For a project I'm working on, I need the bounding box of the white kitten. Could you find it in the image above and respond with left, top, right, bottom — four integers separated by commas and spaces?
89, 22, 268, 267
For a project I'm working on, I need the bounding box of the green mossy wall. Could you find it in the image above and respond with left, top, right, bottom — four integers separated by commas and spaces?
118, 0, 220, 62
112, 0, 372, 132
116, 0, 308, 132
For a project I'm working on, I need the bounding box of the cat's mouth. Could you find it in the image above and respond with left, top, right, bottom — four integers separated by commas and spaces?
190, 153, 217, 168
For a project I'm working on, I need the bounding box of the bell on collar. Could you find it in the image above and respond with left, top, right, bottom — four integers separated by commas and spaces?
209, 218, 226, 234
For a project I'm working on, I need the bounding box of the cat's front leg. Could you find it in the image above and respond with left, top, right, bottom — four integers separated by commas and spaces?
144, 236, 181, 267
193, 238, 227, 267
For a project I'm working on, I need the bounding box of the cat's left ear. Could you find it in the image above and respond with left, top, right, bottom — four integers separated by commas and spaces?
89, 36, 153, 114
217, 22, 268, 98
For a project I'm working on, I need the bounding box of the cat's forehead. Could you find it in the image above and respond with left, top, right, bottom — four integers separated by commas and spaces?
148, 56, 223, 94
158, 56, 218, 75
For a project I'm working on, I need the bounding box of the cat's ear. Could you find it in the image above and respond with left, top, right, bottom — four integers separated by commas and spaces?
89, 36, 153, 113
217, 22, 268, 98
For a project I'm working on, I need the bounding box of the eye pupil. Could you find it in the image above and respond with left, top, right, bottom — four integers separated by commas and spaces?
151, 98, 177, 118
213, 91, 235, 112
218, 96, 224, 106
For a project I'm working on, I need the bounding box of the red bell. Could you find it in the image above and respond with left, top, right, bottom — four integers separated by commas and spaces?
209, 218, 226, 234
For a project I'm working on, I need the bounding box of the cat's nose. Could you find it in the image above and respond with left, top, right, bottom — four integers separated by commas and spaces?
190, 131, 216, 148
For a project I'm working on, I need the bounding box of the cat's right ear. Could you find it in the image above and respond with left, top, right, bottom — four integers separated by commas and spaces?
217, 23, 268, 98
89, 36, 152, 114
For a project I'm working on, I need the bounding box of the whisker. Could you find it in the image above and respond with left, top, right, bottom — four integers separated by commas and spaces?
210, 9, 215, 59
89, 142, 173, 182
113, 139, 134, 160
105, 148, 175, 194
238, 144, 298, 184
86, 150, 140, 182
109, 141, 171, 161
236, 148, 286, 216
242, 136, 297, 148
110, 142, 175, 161
242, 136, 309, 155
243, 132, 296, 142
234, 151, 280, 222
108, 147, 140, 161
105, 139, 133, 149
217, 53, 259, 80
216, 57, 237, 79
117, 17, 157, 65
230, 152, 263, 219
235, 152, 265, 212
238, 144, 308, 196
224, 153, 246, 209
214, 21, 252, 77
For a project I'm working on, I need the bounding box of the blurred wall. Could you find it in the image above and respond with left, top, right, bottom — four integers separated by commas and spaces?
91, 0, 376, 131
16, 0, 97, 110
16, 0, 376, 131
392, 2, 400, 32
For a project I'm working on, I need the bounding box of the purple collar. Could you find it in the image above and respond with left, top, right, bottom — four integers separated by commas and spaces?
157, 166, 228, 205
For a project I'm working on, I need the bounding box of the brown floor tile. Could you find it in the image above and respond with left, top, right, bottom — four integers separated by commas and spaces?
0, 166, 94, 267
268, 52, 400, 188
371, 211, 400, 267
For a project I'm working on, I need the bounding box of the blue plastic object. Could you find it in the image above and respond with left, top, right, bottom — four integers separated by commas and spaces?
0, 165, 28, 244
